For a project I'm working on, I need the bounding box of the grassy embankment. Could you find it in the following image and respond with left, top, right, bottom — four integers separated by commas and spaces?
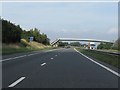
96, 49, 119, 53
2, 39, 56, 55
76, 48, 119, 69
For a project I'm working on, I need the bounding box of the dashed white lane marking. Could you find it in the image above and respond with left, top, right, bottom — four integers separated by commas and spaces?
74, 48, 120, 77
8, 77, 25, 87
51, 58, 54, 60
55, 55, 57, 56
1, 49, 63, 62
41, 63, 46, 66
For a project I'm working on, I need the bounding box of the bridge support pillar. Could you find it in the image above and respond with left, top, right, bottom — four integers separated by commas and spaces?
53, 43, 58, 47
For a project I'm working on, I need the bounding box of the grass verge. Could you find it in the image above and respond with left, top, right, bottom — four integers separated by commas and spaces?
2, 47, 33, 55
76, 48, 119, 69
2, 46, 57, 55
2, 42, 57, 55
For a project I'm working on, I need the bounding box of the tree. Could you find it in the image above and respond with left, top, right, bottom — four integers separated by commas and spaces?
112, 38, 120, 50
2, 18, 50, 45
2, 19, 22, 43
58, 42, 68, 47
97, 42, 113, 49
70, 42, 81, 46
21, 28, 50, 45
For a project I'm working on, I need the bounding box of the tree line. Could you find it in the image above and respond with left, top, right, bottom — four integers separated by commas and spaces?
112, 38, 120, 50
58, 42, 81, 47
97, 38, 120, 50
2, 19, 50, 45
97, 42, 113, 50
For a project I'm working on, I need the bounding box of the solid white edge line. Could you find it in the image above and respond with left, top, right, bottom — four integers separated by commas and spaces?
1, 48, 61, 62
12, 55, 27, 59
44, 48, 60, 52
41, 63, 46, 66
27, 53, 38, 56
0, 55, 27, 62
74, 48, 120, 77
8, 77, 25, 87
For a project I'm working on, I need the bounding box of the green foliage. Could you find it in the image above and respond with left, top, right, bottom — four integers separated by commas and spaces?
70, 42, 81, 46
21, 31, 30, 42
77, 48, 119, 68
21, 28, 50, 45
2, 19, 22, 43
2, 19, 50, 45
20, 39, 29, 47
111, 38, 120, 51
97, 42, 113, 49
58, 42, 68, 47
97, 38, 120, 51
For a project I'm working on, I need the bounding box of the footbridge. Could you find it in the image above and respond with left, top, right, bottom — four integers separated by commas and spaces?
51, 38, 114, 47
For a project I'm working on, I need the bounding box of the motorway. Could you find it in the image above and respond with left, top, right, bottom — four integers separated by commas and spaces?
2, 48, 119, 88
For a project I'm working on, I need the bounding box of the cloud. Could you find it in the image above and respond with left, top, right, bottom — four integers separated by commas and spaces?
108, 28, 118, 34
2, 2, 118, 41
61, 29, 68, 33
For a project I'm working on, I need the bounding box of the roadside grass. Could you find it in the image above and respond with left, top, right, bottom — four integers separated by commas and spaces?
76, 48, 119, 69
97, 49, 119, 53
2, 45, 56, 55
2, 39, 57, 55
2, 47, 33, 55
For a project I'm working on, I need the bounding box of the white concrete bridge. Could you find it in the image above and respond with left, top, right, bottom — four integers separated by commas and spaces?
51, 38, 114, 47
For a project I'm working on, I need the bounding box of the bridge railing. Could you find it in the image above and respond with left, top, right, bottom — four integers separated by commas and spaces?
51, 38, 114, 46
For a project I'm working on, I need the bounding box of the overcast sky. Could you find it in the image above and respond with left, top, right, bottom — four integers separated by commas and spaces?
1, 2, 118, 41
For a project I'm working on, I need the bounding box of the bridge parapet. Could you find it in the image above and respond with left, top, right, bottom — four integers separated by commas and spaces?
51, 38, 114, 46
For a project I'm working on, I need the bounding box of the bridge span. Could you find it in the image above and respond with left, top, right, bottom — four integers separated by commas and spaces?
51, 38, 114, 47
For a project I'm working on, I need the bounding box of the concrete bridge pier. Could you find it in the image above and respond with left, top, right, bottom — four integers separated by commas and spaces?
52, 42, 59, 47
53, 44, 58, 47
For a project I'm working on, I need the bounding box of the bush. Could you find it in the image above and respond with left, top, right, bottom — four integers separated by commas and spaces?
2, 19, 22, 44
2, 18, 50, 45
97, 42, 113, 50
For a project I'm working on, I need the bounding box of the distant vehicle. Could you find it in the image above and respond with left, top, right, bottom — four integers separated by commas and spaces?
65, 45, 71, 48
90, 42, 96, 50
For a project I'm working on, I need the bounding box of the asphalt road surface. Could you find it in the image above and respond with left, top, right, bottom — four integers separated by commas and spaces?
2, 48, 119, 88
